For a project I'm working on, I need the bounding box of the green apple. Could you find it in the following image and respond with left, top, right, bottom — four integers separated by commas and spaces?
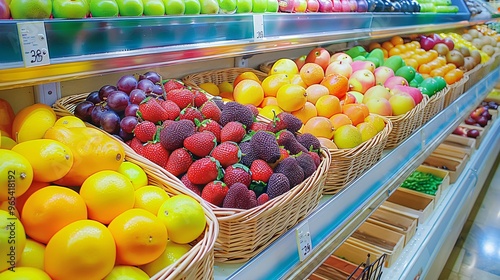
90, 0, 119, 17
235, 0, 251, 13
218, 0, 236, 13
52, 0, 90, 18
143, 0, 165, 15
252, 0, 266, 12
199, 0, 219, 13
266, 0, 278, 12
183, 0, 200, 14
164, 0, 185, 14
9, 0, 52, 19
116, 0, 144, 16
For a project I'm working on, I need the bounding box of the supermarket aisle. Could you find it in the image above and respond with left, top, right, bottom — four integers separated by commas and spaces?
439, 156, 500, 280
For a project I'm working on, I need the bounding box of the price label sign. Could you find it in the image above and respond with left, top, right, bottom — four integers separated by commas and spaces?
295, 221, 313, 261
17, 21, 50, 68
253, 14, 264, 41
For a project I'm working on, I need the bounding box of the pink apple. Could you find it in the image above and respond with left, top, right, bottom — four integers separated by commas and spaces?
347, 91, 364, 103
349, 69, 375, 94
350, 61, 376, 73
363, 85, 391, 102
332, 0, 341, 11
365, 97, 393, 116
0, 0, 10, 19
390, 85, 423, 105
341, 0, 350, 11
317, 0, 333, 12
384, 76, 409, 90
342, 92, 358, 105
325, 61, 353, 78
330, 52, 353, 64
374, 66, 395, 86
389, 92, 416, 116
306, 0, 319, 11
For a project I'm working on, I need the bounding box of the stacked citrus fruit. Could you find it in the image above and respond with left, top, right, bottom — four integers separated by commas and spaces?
0, 103, 207, 279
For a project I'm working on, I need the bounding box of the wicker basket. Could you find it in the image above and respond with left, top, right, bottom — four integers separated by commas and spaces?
463, 64, 483, 92
421, 87, 448, 125
491, 53, 500, 71
182, 67, 268, 90
385, 95, 429, 149
443, 75, 468, 108
53, 95, 218, 280
324, 116, 393, 195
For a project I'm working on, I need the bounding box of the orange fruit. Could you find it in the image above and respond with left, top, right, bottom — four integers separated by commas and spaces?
103, 265, 150, 280
260, 96, 279, 107
404, 58, 419, 69
381, 41, 394, 51
329, 113, 353, 130
276, 84, 307, 112
0, 267, 51, 280
299, 63, 325, 86
134, 185, 170, 215
315, 95, 341, 118
305, 84, 329, 104
368, 42, 382, 51
0, 210, 26, 272
444, 69, 464, 84
292, 102, 317, 124
0, 149, 33, 201
108, 208, 168, 266
333, 124, 363, 149
79, 170, 135, 224
140, 241, 192, 277
12, 104, 56, 143
219, 91, 234, 100
342, 104, 366, 126
233, 71, 261, 87
320, 74, 349, 99
317, 137, 338, 149
22, 186, 87, 244
54, 116, 86, 128
17, 239, 46, 270
289, 74, 308, 88
44, 220, 116, 280
15, 181, 49, 216
302, 116, 335, 139
269, 58, 299, 75
388, 48, 401, 56
390, 35, 404, 46
233, 79, 264, 106
418, 64, 432, 74
261, 74, 290, 97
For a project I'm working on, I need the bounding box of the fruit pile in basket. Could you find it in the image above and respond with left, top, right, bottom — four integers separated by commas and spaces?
1, 103, 207, 279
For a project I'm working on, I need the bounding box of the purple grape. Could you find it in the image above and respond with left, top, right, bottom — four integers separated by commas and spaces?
120, 116, 138, 134
139, 71, 162, 84
91, 104, 110, 126
152, 84, 164, 95
112, 134, 124, 142
137, 79, 155, 94
74, 101, 95, 122
86, 91, 101, 104
107, 91, 130, 112
98, 85, 117, 101
129, 89, 147, 105
124, 104, 139, 117
117, 75, 138, 94
100, 111, 121, 134
118, 129, 134, 142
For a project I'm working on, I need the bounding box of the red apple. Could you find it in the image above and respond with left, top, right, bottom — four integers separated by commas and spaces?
350, 60, 376, 73
330, 52, 353, 64
295, 55, 307, 70
305, 47, 330, 70
0, 0, 10, 19
365, 97, 393, 116
325, 61, 352, 78
317, 0, 333, 12
349, 69, 375, 94
384, 76, 409, 90
390, 85, 423, 105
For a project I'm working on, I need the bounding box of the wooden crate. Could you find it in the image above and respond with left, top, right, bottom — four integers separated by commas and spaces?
459, 123, 487, 149
310, 255, 363, 280
438, 134, 476, 158
398, 165, 450, 206
368, 205, 418, 246
383, 188, 435, 225
423, 153, 469, 184
334, 241, 384, 268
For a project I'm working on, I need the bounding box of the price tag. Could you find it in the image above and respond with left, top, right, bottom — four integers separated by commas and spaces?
17, 21, 50, 68
295, 221, 313, 261
253, 14, 264, 41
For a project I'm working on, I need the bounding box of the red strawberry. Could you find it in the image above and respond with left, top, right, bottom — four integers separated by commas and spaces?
201, 181, 228, 207
167, 88, 194, 109
164, 79, 185, 93
179, 107, 204, 123
250, 121, 268, 132
129, 137, 144, 154
162, 119, 175, 129
223, 164, 252, 187
160, 100, 181, 120
140, 142, 170, 167
221, 121, 246, 143
257, 193, 269, 205
165, 148, 193, 177
245, 104, 259, 118
309, 151, 321, 168
183, 131, 217, 157
193, 90, 209, 108
138, 98, 169, 123
187, 157, 223, 185
200, 101, 222, 122
250, 159, 273, 183
181, 174, 203, 196
211, 141, 240, 168
197, 119, 222, 143
134, 121, 157, 142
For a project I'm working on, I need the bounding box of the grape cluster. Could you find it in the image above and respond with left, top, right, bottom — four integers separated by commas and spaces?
74, 72, 164, 141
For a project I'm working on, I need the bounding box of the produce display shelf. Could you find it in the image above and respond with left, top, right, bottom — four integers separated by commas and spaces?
213, 66, 500, 279
0, 12, 479, 90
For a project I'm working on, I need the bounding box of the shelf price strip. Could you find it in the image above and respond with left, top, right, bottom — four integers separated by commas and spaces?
253, 14, 265, 41
16, 21, 50, 68
296, 221, 313, 261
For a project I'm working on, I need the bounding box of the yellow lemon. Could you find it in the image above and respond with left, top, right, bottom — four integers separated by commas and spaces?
17, 239, 46, 270
259, 105, 283, 120
0, 200, 19, 219
0, 135, 17, 150
0, 149, 33, 201
199, 82, 220, 96
269, 58, 299, 75
276, 84, 307, 112
103, 265, 150, 280
0, 267, 51, 280
233, 80, 264, 106
11, 104, 56, 143
364, 115, 386, 133
0, 210, 27, 272
333, 124, 363, 149
140, 241, 192, 277
157, 195, 206, 244
261, 73, 290, 97
356, 122, 379, 142
118, 161, 148, 190
54, 116, 86, 128
217, 81, 234, 94
134, 185, 170, 215
11, 139, 73, 183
